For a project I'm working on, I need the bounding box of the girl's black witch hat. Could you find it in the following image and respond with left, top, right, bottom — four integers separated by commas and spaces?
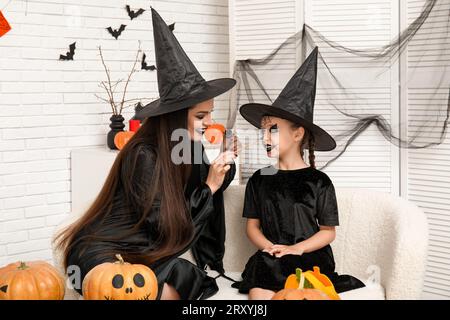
136, 8, 236, 119
239, 47, 336, 151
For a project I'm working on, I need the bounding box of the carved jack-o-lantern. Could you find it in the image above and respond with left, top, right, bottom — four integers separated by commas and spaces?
82, 254, 158, 300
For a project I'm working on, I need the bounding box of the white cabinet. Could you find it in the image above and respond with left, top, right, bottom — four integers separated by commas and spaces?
71, 147, 118, 215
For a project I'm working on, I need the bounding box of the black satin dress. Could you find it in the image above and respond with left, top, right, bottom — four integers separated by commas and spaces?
232, 166, 365, 294
67, 141, 235, 300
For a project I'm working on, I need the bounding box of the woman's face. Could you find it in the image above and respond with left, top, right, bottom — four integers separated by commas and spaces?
260, 116, 304, 159
188, 99, 214, 141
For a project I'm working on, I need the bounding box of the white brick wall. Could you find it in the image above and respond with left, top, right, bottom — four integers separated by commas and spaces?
0, 0, 231, 266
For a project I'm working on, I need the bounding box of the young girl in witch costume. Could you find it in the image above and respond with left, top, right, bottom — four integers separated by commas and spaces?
234, 47, 365, 299
55, 8, 238, 300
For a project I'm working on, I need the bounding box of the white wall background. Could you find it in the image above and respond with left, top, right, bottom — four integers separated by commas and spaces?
0, 0, 231, 266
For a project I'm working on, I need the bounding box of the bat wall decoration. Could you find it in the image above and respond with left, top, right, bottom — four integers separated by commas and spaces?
141, 53, 156, 71
126, 5, 145, 20
59, 42, 76, 60
107, 24, 126, 40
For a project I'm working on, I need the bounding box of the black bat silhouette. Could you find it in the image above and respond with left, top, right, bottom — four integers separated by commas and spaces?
59, 42, 76, 60
168, 22, 175, 32
141, 53, 156, 71
106, 24, 127, 40
126, 5, 145, 20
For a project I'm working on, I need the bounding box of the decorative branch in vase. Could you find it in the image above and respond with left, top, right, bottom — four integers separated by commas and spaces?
96, 43, 155, 150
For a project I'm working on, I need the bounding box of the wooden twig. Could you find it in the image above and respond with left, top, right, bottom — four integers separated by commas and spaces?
122, 97, 155, 104
119, 42, 142, 114
99, 81, 115, 114
94, 93, 111, 104
95, 42, 151, 116
98, 46, 117, 114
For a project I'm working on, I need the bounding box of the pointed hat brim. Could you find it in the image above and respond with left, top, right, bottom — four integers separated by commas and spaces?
239, 102, 336, 151
136, 78, 236, 119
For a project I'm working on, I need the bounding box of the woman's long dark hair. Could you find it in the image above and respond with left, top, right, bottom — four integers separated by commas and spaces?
54, 108, 195, 269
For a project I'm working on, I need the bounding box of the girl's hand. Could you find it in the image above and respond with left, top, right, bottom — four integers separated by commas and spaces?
205, 151, 236, 194
263, 244, 304, 258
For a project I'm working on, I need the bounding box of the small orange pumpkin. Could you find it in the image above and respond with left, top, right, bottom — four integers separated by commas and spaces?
272, 288, 330, 300
284, 267, 340, 300
204, 123, 226, 144
272, 268, 332, 300
0, 261, 65, 300
82, 254, 158, 300
114, 131, 135, 150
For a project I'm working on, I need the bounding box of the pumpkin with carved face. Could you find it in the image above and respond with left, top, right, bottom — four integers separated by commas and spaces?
0, 261, 65, 300
82, 254, 158, 300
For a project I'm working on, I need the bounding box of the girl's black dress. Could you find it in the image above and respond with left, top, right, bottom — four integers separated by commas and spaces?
232, 166, 365, 294
67, 141, 235, 300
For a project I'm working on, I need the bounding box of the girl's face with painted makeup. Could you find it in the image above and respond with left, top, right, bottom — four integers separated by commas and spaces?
260, 116, 305, 159
187, 99, 214, 141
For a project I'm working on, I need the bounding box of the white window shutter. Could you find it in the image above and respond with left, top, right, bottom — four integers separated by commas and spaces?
304, 0, 400, 193
230, 0, 301, 181
404, 0, 450, 299
230, 0, 450, 298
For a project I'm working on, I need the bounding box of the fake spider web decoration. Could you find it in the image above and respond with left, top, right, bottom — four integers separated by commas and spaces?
226, 0, 449, 177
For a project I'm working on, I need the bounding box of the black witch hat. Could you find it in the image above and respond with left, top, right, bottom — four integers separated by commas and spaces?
136, 8, 236, 119
239, 47, 336, 151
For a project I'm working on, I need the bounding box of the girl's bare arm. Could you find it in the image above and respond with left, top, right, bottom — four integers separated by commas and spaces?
246, 218, 273, 250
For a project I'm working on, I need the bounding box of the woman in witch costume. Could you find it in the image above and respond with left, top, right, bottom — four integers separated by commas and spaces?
233, 47, 365, 299
55, 8, 238, 300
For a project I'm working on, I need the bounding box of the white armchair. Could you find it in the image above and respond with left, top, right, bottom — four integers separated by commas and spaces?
53, 185, 428, 300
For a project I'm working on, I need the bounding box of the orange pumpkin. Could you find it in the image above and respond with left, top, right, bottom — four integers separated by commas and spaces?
82, 254, 158, 300
114, 131, 135, 150
0, 261, 65, 300
284, 267, 340, 300
272, 288, 331, 300
204, 123, 226, 144
273, 268, 335, 300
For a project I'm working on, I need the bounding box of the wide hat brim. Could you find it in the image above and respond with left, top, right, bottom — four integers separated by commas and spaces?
136, 78, 236, 120
240, 103, 336, 151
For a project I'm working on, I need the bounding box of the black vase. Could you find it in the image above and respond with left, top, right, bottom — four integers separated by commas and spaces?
107, 114, 125, 150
